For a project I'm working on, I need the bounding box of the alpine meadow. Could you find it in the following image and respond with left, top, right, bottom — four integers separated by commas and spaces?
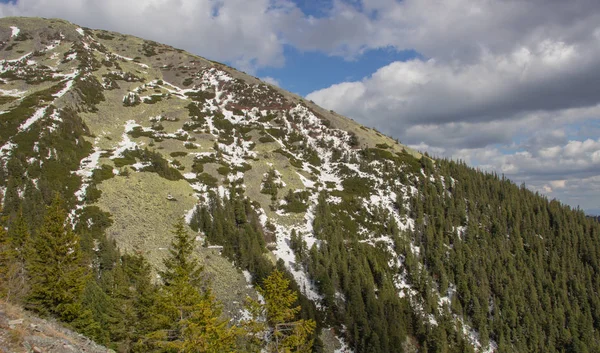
0, 17, 599, 353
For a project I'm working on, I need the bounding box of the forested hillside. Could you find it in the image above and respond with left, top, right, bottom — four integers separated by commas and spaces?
0, 17, 599, 353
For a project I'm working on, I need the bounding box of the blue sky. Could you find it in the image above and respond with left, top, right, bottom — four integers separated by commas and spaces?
256, 46, 420, 96
2, 0, 600, 214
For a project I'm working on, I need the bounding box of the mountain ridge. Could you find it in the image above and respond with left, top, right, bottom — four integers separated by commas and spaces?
1, 16, 599, 353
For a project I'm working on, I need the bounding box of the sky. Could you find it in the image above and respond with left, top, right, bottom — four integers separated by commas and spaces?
1, 0, 600, 215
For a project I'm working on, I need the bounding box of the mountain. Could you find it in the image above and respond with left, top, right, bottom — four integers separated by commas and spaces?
0, 17, 599, 353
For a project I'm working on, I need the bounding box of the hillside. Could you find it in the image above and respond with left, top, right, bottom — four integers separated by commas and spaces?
0, 17, 599, 353
0, 300, 113, 353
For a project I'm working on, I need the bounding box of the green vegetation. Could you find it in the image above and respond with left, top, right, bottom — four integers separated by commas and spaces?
75, 76, 105, 111
341, 177, 373, 197
281, 190, 310, 213
1, 195, 317, 352
143, 94, 165, 104
260, 169, 280, 201
139, 218, 239, 352
2, 17, 599, 353
259, 135, 275, 143
112, 149, 183, 181
0, 83, 64, 144
197, 172, 218, 188
26, 196, 96, 333
185, 90, 216, 102
0, 95, 18, 104
123, 92, 141, 107
245, 270, 316, 352
142, 41, 159, 57
170, 151, 188, 158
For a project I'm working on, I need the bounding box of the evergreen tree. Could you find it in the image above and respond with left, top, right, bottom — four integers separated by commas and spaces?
142, 218, 238, 352
1, 209, 31, 303
26, 194, 94, 330
160, 217, 204, 288
0, 211, 20, 301
245, 270, 316, 353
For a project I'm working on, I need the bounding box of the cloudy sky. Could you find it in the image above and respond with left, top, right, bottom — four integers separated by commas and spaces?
2, 0, 600, 214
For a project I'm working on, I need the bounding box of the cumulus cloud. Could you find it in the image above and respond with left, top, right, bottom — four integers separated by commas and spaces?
285, 0, 600, 63
307, 41, 600, 133
260, 76, 280, 87
302, 0, 600, 211
0, 0, 295, 71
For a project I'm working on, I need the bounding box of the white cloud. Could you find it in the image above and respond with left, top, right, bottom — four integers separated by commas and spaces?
284, 0, 600, 64
301, 1, 600, 212
0, 0, 294, 71
307, 38, 600, 130
550, 180, 567, 189
260, 76, 280, 87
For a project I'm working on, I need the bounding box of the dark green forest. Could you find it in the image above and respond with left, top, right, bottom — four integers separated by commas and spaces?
0, 102, 599, 352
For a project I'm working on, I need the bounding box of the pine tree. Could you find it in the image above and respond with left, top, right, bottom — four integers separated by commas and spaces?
160, 217, 204, 288
142, 218, 238, 352
8, 209, 32, 264
0, 211, 19, 300
179, 290, 240, 353
1, 209, 31, 302
26, 194, 91, 325
245, 270, 316, 353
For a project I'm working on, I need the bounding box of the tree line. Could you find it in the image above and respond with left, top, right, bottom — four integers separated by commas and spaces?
0, 194, 315, 352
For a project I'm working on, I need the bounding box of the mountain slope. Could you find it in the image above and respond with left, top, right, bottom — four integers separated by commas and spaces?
0, 299, 113, 353
1, 17, 599, 353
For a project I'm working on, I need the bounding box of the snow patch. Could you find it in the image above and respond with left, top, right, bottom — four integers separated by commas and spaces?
72, 148, 104, 218
10, 26, 20, 37
184, 205, 197, 224
0, 88, 26, 97
111, 120, 141, 158
53, 71, 78, 98
19, 107, 48, 132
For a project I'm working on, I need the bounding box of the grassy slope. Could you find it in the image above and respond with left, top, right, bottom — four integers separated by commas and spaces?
0, 17, 424, 347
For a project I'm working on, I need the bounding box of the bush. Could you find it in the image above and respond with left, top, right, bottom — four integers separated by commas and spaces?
91, 164, 114, 183
341, 177, 372, 197
197, 173, 218, 188
259, 136, 275, 143
281, 190, 310, 213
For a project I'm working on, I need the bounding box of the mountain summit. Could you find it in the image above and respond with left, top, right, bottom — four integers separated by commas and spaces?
1, 17, 599, 353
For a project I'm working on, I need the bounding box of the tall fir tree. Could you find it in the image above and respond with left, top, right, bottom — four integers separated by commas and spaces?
142, 218, 238, 352
26, 194, 96, 332
0, 210, 19, 300
245, 270, 316, 353
1, 209, 31, 303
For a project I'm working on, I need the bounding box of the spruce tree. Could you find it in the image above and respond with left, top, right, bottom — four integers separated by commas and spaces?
245, 270, 316, 353
143, 217, 238, 352
0, 211, 19, 300
8, 209, 32, 264
1, 209, 31, 302
26, 194, 91, 324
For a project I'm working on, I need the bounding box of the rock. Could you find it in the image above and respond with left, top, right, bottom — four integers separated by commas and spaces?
9, 318, 24, 325
8, 318, 24, 328
33, 346, 43, 353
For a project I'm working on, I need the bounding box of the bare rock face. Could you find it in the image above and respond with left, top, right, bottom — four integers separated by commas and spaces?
0, 301, 114, 353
